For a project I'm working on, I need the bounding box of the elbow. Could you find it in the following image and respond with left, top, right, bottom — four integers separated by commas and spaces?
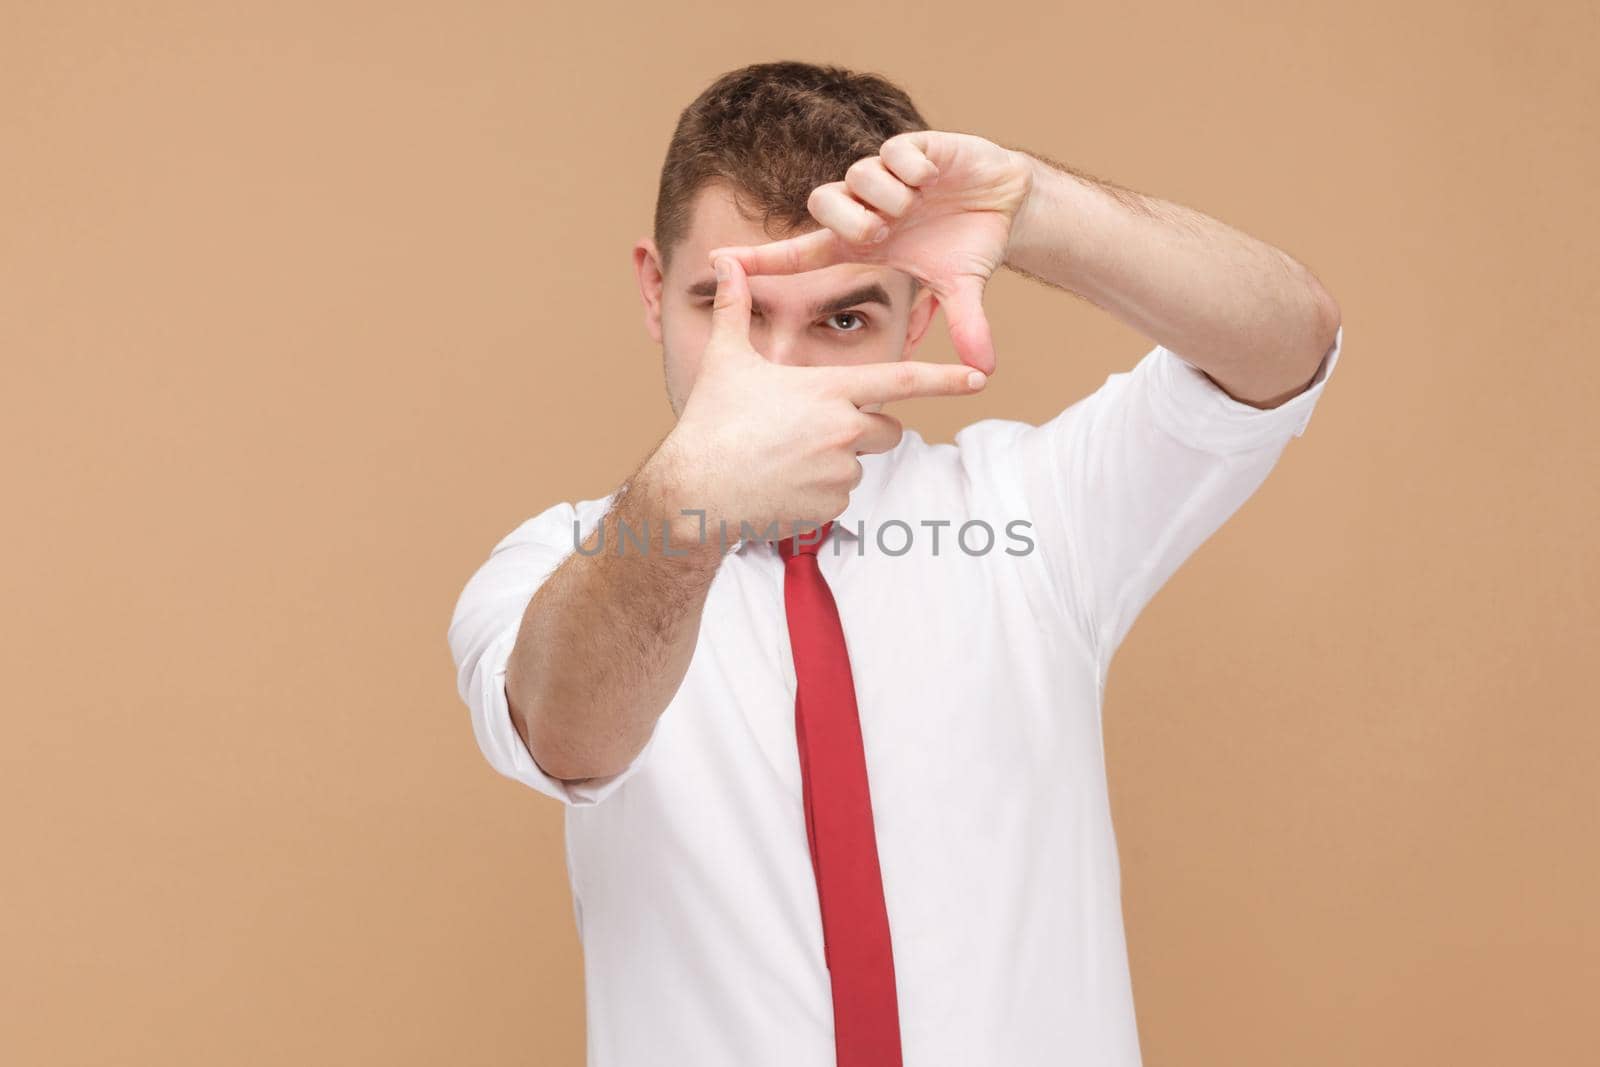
514, 687, 637, 783
510, 688, 586, 782
528, 741, 599, 786
1307, 276, 1342, 360
521, 712, 592, 783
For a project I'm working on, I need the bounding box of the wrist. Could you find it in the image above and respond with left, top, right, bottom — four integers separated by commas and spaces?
1003, 153, 1097, 287
1003, 151, 1047, 267
626, 434, 731, 560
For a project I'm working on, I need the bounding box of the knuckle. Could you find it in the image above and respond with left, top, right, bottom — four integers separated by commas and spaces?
795, 370, 829, 398
823, 415, 859, 452
783, 242, 805, 274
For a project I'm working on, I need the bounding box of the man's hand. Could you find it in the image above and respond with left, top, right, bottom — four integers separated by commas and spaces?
651, 254, 987, 544
707, 130, 1034, 375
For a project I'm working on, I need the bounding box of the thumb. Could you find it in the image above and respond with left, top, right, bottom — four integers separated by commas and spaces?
942, 275, 997, 376
707, 255, 752, 349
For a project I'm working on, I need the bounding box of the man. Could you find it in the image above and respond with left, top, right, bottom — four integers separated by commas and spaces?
448, 60, 1341, 1066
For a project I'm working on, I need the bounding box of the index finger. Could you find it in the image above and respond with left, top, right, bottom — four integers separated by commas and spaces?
820, 359, 988, 406
709, 227, 847, 277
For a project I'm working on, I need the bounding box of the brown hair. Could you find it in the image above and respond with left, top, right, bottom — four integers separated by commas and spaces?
653, 61, 931, 280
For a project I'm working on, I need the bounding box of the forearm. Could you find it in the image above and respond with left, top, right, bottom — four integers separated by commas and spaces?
505, 443, 724, 781
1002, 148, 1340, 406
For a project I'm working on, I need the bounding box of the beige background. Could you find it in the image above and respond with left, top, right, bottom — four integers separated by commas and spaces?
3, 2, 1596, 1064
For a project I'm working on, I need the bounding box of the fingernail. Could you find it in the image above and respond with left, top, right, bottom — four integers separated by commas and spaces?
968, 371, 987, 390
715, 257, 729, 282
873, 226, 891, 243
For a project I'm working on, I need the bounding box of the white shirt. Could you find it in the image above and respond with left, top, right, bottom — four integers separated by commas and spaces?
448, 327, 1342, 1066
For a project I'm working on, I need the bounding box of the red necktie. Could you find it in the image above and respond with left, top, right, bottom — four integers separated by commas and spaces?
774, 520, 904, 1066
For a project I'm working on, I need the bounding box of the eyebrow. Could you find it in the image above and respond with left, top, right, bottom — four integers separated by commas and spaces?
684, 279, 895, 317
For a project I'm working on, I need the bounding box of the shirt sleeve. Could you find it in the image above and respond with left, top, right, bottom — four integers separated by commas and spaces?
1014, 325, 1343, 679
446, 493, 662, 806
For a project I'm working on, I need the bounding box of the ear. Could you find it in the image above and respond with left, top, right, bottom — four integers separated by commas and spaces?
633, 239, 665, 344
901, 283, 939, 359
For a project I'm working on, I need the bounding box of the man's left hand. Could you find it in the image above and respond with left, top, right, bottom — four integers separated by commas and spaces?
708, 130, 1033, 375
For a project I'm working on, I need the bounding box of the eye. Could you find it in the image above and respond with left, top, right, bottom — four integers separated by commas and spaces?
696, 301, 763, 315
823, 311, 869, 334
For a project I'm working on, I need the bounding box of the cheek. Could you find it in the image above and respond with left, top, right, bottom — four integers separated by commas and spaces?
842, 321, 912, 365
660, 312, 709, 390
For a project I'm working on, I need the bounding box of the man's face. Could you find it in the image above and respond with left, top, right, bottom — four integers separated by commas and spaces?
634, 180, 938, 417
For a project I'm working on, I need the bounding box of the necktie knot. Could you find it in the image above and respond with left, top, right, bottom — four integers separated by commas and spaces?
774, 520, 833, 561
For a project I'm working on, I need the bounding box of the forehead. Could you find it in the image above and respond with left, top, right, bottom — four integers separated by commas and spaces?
680, 180, 792, 251
676, 180, 906, 302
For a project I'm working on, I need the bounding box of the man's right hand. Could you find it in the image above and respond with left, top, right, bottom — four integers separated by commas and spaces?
645, 254, 987, 544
